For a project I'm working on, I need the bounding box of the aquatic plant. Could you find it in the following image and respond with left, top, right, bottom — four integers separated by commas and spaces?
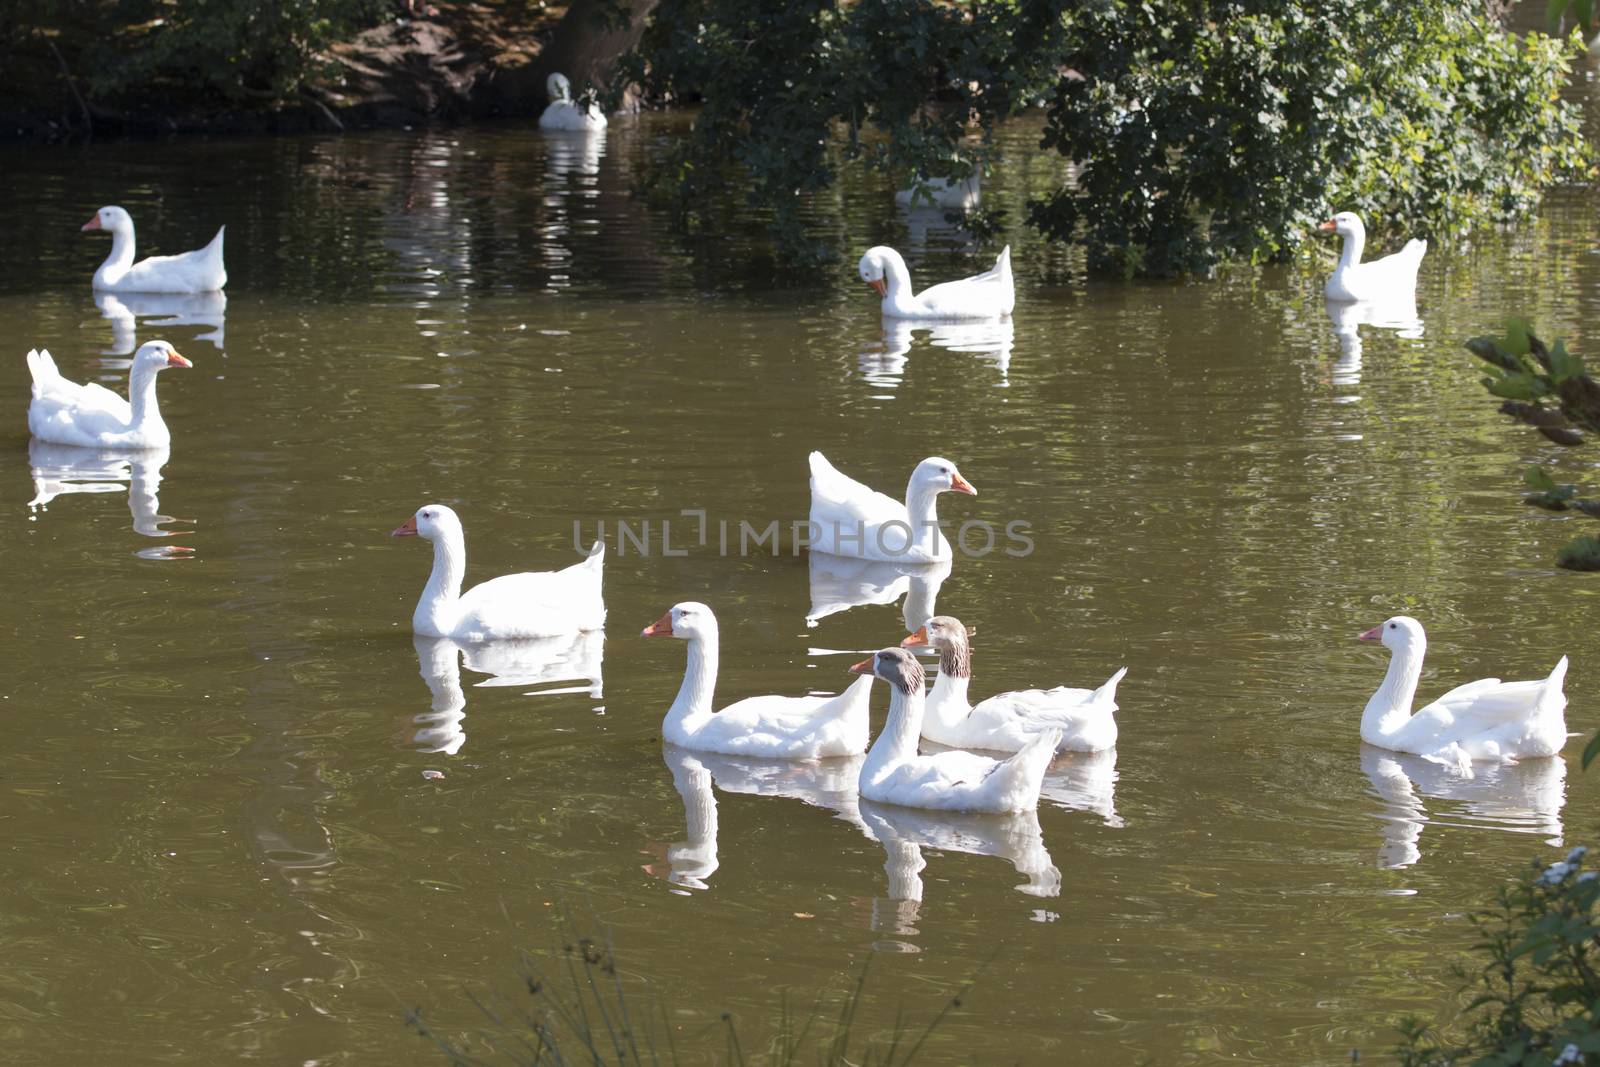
1465, 321, 1600, 571
407, 930, 972, 1065
1396, 845, 1600, 1065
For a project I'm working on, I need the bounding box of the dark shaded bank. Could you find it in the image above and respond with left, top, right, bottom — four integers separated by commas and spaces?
2, 0, 649, 143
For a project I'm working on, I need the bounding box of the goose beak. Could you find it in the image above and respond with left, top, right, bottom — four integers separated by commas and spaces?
1319, 219, 1337, 232
1357, 625, 1382, 642
900, 626, 928, 649
641, 611, 674, 637
391, 516, 418, 537
950, 472, 977, 496
868, 278, 887, 297
847, 656, 875, 676
81, 215, 102, 232
166, 350, 192, 368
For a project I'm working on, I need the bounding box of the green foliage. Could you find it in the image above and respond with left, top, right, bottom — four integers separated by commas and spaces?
1547, 0, 1597, 34
14, 0, 389, 106
1582, 730, 1600, 771
1467, 321, 1600, 570
620, 0, 1071, 264
1397, 847, 1600, 1066
624, 0, 1589, 273
1522, 466, 1580, 512
1030, 0, 1592, 277
1556, 536, 1600, 571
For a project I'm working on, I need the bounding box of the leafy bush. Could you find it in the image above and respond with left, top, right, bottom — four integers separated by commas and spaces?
10, 0, 390, 106
1466, 321, 1600, 570
1031, 0, 1591, 277
1398, 845, 1600, 1066
620, 0, 1069, 264
624, 0, 1590, 273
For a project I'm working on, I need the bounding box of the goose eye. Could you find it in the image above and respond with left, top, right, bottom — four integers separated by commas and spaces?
1388, 622, 1396, 629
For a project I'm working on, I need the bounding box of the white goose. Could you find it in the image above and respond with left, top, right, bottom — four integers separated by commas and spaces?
83, 206, 226, 293
807, 452, 975, 563
642, 602, 872, 758
850, 648, 1059, 813
391, 505, 605, 641
858, 245, 1013, 320
27, 341, 191, 449
905, 616, 1126, 753
1320, 211, 1426, 302
1359, 616, 1569, 773
538, 73, 607, 131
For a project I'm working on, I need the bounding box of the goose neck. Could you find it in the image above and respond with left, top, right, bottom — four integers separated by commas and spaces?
903, 483, 944, 555
866, 680, 926, 775
99, 219, 136, 282
1363, 642, 1424, 741
927, 666, 971, 729
126, 363, 164, 430
416, 529, 467, 634
1338, 228, 1366, 271
881, 252, 914, 303
666, 632, 719, 728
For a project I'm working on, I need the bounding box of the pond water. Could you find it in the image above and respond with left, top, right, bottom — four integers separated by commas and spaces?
5, 100, 1600, 1065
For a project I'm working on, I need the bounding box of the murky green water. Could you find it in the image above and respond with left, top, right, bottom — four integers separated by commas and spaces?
6, 105, 1600, 1064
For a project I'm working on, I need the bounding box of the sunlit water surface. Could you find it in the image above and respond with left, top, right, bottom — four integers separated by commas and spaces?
6, 102, 1600, 1064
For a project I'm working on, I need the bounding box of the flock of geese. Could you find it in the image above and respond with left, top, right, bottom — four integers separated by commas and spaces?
20, 127, 1577, 886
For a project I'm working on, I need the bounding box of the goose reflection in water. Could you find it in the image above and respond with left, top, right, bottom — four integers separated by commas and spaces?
96, 290, 226, 356
652, 745, 864, 892
807, 551, 951, 632
650, 745, 1059, 941
897, 191, 980, 258
409, 632, 604, 756
28, 439, 190, 546
858, 318, 1013, 390
1324, 294, 1423, 391
1361, 745, 1566, 870
858, 801, 1060, 946
1039, 748, 1124, 829
542, 128, 606, 182
539, 129, 606, 289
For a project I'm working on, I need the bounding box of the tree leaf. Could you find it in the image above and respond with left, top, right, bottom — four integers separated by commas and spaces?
1486, 373, 1549, 401
1583, 729, 1600, 770
1525, 466, 1559, 492
1548, 339, 1585, 384
1505, 318, 1532, 358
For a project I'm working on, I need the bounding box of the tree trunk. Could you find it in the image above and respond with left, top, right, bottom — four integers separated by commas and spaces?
477, 0, 659, 117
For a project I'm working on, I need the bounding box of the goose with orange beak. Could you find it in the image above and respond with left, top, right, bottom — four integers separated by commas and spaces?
849, 647, 1059, 813
858, 244, 1014, 319
641, 601, 873, 758
902, 616, 1126, 753
1320, 210, 1426, 303
26, 340, 191, 449
808, 452, 976, 563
